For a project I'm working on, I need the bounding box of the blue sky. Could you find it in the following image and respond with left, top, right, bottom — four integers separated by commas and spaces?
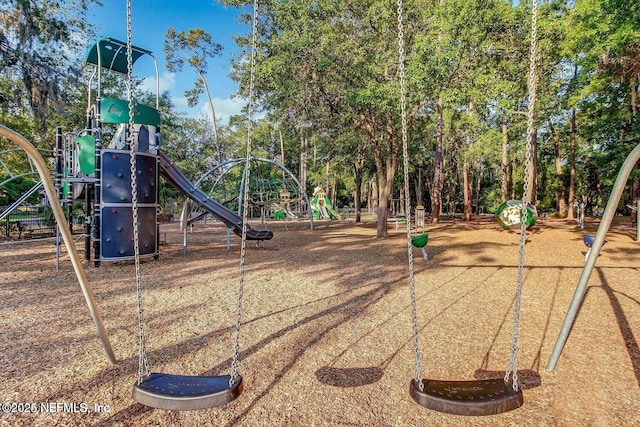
86, 0, 251, 124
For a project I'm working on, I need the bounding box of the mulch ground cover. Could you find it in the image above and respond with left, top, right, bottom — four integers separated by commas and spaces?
1, 216, 639, 426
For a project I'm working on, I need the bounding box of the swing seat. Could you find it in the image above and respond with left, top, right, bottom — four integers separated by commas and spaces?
410, 378, 523, 416
133, 373, 243, 410
411, 233, 428, 248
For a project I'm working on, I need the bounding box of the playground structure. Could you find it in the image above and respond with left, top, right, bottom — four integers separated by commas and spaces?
190, 156, 314, 225
2, 0, 639, 423
1, 25, 271, 404
494, 199, 539, 230
51, 37, 162, 266
310, 186, 339, 220
51, 37, 272, 266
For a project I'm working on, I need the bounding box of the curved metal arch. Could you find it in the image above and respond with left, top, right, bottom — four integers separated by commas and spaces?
0, 171, 42, 187
0, 124, 116, 363
195, 157, 314, 230
194, 157, 246, 190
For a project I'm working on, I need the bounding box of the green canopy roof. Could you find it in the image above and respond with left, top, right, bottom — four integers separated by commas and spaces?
85, 37, 153, 74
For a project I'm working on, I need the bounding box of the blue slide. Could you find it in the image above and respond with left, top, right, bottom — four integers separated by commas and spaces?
158, 152, 273, 241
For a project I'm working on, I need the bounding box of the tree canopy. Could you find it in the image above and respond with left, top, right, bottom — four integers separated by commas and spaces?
1, 0, 639, 231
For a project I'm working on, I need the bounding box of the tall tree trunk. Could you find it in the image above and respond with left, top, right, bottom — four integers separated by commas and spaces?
510, 156, 517, 200
463, 160, 472, 221
279, 128, 286, 181
375, 167, 393, 237
475, 169, 482, 215
501, 112, 509, 202
463, 101, 475, 221
567, 110, 577, 220
356, 112, 399, 237
353, 152, 365, 223
372, 133, 398, 237
549, 120, 566, 215
325, 161, 331, 197
368, 179, 375, 213
631, 74, 638, 116
200, 72, 225, 198
431, 96, 444, 223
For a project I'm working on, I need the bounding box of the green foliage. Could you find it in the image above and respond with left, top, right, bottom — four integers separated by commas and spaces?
0, 176, 39, 205
165, 28, 223, 108
3, 0, 639, 221
161, 115, 218, 180
1, 0, 99, 138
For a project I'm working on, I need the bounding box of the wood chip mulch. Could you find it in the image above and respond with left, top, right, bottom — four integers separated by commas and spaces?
1, 216, 639, 426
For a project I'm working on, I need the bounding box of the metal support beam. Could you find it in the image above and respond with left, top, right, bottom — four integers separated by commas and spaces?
547, 140, 640, 371
0, 125, 116, 364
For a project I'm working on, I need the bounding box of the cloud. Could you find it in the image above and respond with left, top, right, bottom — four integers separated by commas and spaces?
172, 95, 190, 109
201, 97, 247, 126
138, 73, 251, 126
140, 72, 176, 94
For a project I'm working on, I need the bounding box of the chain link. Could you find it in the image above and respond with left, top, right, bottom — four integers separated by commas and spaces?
125, 0, 150, 383
505, 0, 538, 392
396, 0, 424, 391
230, 0, 259, 387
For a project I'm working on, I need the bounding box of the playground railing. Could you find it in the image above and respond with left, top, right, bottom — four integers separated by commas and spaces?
1, 205, 56, 239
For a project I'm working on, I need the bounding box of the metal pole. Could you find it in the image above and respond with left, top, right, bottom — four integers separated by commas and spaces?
180, 199, 191, 255
55, 127, 63, 270
547, 140, 640, 371
93, 98, 102, 268
85, 186, 91, 260
0, 124, 116, 364
579, 202, 584, 229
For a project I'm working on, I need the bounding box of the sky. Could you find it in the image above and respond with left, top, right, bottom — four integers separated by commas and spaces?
85, 0, 251, 124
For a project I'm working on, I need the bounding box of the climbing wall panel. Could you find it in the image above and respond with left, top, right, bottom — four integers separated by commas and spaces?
99, 148, 158, 261
101, 150, 157, 204
100, 206, 157, 259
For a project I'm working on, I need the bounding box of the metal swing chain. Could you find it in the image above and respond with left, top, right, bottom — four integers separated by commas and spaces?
396, 0, 424, 391
125, 0, 150, 382
230, 0, 259, 387
505, 0, 538, 392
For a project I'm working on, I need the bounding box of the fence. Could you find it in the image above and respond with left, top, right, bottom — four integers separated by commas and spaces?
1, 205, 56, 239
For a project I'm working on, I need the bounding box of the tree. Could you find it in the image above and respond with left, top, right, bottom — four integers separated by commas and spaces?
0, 0, 98, 138
165, 28, 226, 193
410, 0, 530, 221
561, 0, 640, 213
224, 0, 414, 237
214, 0, 640, 226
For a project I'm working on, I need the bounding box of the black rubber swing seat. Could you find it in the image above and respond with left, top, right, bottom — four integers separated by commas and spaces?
410, 378, 523, 416
133, 373, 243, 411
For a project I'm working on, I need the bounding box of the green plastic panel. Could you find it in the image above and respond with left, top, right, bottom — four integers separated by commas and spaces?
76, 135, 96, 175
100, 98, 160, 126
85, 38, 152, 74
411, 233, 429, 248
494, 200, 538, 230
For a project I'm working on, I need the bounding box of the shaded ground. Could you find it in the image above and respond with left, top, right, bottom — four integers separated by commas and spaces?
0, 216, 639, 426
